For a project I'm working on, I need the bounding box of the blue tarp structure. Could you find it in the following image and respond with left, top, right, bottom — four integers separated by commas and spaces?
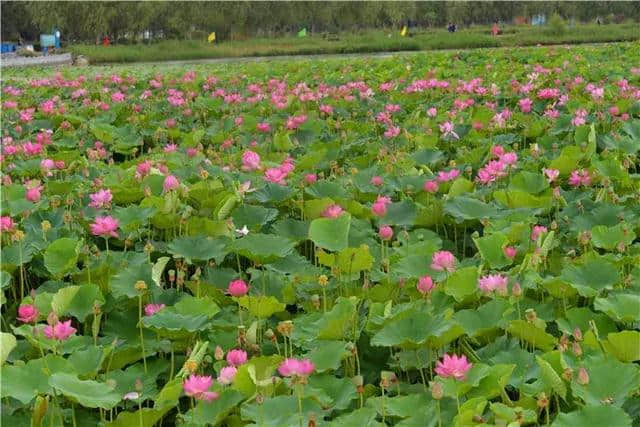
532, 14, 547, 26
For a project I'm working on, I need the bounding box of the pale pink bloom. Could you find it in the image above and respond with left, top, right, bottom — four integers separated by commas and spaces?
370, 176, 383, 187
500, 152, 518, 166
19, 109, 35, 122
437, 169, 460, 182
264, 168, 286, 185
503, 246, 517, 259
183, 375, 218, 402
384, 126, 401, 139
111, 92, 125, 103
217, 366, 237, 385
609, 106, 620, 116
319, 104, 333, 115
44, 320, 76, 341
0, 216, 15, 233
322, 204, 344, 219
435, 354, 472, 381
278, 358, 315, 377
90, 216, 119, 238
227, 279, 249, 297
371, 196, 391, 217
379, 225, 393, 241
417, 275, 435, 295
279, 158, 295, 175
226, 349, 248, 367
18, 304, 39, 323
424, 180, 439, 193
439, 121, 459, 139
234, 116, 244, 126
531, 225, 548, 241
427, 107, 437, 117
241, 150, 261, 171
304, 174, 317, 185
478, 274, 508, 294
163, 175, 180, 193
186, 148, 198, 157
543, 168, 560, 183
89, 189, 113, 209
144, 304, 166, 316
518, 98, 533, 113
431, 251, 456, 273
164, 144, 178, 153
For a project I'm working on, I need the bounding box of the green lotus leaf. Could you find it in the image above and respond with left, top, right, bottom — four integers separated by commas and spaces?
232, 233, 295, 263
51, 284, 104, 321
44, 237, 81, 278
309, 214, 351, 252
167, 236, 229, 264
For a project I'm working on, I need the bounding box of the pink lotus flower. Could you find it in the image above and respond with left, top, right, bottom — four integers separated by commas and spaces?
228, 279, 249, 297
111, 92, 125, 103
264, 168, 286, 185
186, 148, 198, 157
217, 366, 237, 385
518, 98, 533, 113
304, 174, 317, 185
89, 189, 113, 209
25, 184, 43, 202
90, 216, 119, 238
164, 143, 178, 153
499, 152, 518, 166
378, 225, 393, 241
44, 320, 76, 341
371, 196, 391, 217
435, 354, 472, 381
417, 275, 435, 295
569, 170, 591, 187
319, 104, 333, 115
136, 160, 152, 179
242, 150, 261, 171
478, 274, 508, 294
543, 168, 560, 183
384, 126, 401, 139
427, 107, 437, 117
437, 169, 460, 182
370, 176, 383, 187
322, 204, 344, 219
226, 349, 248, 367
278, 358, 315, 377
531, 225, 548, 241
0, 216, 15, 233
18, 304, 39, 323
503, 246, 517, 259
163, 175, 180, 193
424, 180, 439, 193
257, 122, 271, 133
183, 375, 218, 402
431, 251, 456, 273
144, 304, 166, 316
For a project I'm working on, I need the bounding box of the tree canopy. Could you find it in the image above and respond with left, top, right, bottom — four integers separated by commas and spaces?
2, 1, 638, 42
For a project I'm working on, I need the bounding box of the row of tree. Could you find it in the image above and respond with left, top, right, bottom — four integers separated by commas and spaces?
3, 1, 639, 43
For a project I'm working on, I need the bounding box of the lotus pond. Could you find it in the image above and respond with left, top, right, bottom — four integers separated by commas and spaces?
1, 43, 640, 427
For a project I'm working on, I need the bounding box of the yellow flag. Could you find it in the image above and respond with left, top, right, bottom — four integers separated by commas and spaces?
208, 32, 216, 43
400, 26, 407, 37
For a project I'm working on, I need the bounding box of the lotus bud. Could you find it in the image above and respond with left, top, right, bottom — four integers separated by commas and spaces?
572, 341, 582, 357
577, 367, 589, 385
558, 333, 569, 352
512, 282, 522, 298
168, 269, 176, 283
431, 382, 443, 400
214, 345, 224, 361
47, 311, 59, 326
135, 378, 143, 392
144, 242, 154, 254
310, 294, 320, 310
573, 327, 583, 341
264, 328, 275, 341
562, 368, 573, 381
578, 231, 591, 246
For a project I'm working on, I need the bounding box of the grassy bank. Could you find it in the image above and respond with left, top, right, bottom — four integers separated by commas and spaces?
69, 23, 639, 64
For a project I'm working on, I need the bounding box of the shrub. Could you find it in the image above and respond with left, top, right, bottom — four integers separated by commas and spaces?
547, 13, 567, 36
